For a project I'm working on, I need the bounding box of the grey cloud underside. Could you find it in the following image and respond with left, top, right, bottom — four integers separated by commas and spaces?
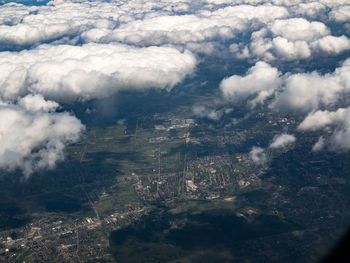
0, 0, 350, 175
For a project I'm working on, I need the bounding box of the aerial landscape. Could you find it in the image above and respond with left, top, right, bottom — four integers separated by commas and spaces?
0, 0, 350, 262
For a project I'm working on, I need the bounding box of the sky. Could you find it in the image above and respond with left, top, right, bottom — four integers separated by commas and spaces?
0, 0, 349, 176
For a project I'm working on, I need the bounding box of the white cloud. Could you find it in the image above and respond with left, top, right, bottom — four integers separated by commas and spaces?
271, 37, 311, 60
232, 18, 350, 61
274, 58, 350, 112
249, 146, 266, 164
298, 107, 350, 151
0, 43, 197, 101
1, 0, 350, 175
319, 0, 349, 7
0, 0, 179, 48
0, 0, 288, 49
220, 61, 281, 107
290, 2, 327, 19
0, 0, 348, 52
298, 109, 346, 131
0, 3, 35, 26
0, 2, 109, 48
97, 4, 289, 46
220, 58, 350, 113
192, 105, 223, 120
270, 18, 330, 42
0, 95, 84, 177
18, 94, 59, 112
329, 5, 350, 23
269, 133, 296, 149
312, 137, 325, 152
274, 72, 341, 112
206, 0, 349, 8
311, 35, 350, 55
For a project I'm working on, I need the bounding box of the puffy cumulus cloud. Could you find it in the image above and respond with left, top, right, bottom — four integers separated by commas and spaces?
269, 18, 330, 42
220, 62, 281, 108
328, 5, 350, 23
0, 0, 186, 49
247, 133, 296, 164
298, 108, 347, 131
192, 105, 224, 120
0, 43, 196, 101
0, 1, 115, 49
0, 0, 349, 52
274, 72, 342, 112
203, 0, 341, 7
0, 95, 84, 177
0, 3, 35, 26
318, 0, 349, 7
311, 35, 350, 55
0, 0, 289, 49
232, 18, 350, 61
18, 94, 59, 112
218, 57, 350, 153
312, 137, 325, 152
87, 4, 289, 46
220, 58, 350, 112
269, 133, 296, 149
248, 134, 296, 163
249, 146, 266, 164
298, 107, 350, 151
273, 58, 350, 112
0, 0, 349, 176
290, 2, 327, 19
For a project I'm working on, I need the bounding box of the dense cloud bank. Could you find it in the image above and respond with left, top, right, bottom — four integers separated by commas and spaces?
0, 0, 349, 174
0, 0, 349, 56
0, 43, 196, 101
231, 18, 350, 61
